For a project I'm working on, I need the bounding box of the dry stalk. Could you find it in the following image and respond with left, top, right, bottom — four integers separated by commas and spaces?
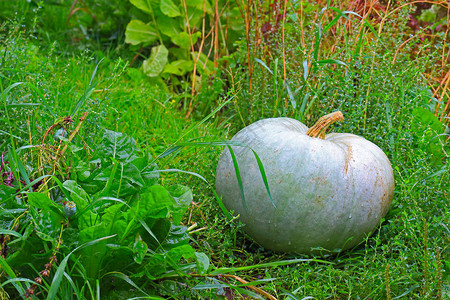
282, 0, 287, 86
193, 273, 278, 300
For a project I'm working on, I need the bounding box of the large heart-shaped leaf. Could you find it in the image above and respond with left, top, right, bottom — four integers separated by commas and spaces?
125, 20, 159, 46
143, 45, 169, 77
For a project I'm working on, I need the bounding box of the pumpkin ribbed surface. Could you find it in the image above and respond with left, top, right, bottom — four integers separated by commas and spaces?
216, 115, 394, 254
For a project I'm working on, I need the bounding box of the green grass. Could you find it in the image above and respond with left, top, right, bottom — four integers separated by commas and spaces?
1, 1, 449, 299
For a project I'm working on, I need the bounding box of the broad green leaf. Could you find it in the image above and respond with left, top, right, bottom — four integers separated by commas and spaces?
130, 0, 153, 13
171, 31, 190, 49
171, 31, 200, 49
170, 47, 189, 60
33, 211, 63, 241
131, 152, 159, 186
412, 107, 446, 165
145, 253, 166, 279
184, 6, 204, 28
223, 6, 244, 31
77, 129, 158, 196
0, 184, 16, 201
134, 185, 175, 219
102, 129, 140, 163
160, 0, 181, 17
133, 234, 148, 264
195, 252, 209, 274
103, 204, 129, 240
163, 59, 194, 76
167, 184, 192, 225
27, 193, 65, 217
157, 14, 181, 38
167, 244, 195, 267
413, 107, 445, 132
143, 44, 169, 77
161, 224, 190, 249
125, 20, 159, 46
94, 162, 145, 198
145, 218, 171, 249
63, 180, 90, 209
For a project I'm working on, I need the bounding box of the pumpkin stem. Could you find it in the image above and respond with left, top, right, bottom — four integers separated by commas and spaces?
306, 111, 344, 139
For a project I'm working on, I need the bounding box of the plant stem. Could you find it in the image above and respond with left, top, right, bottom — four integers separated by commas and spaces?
306, 111, 344, 139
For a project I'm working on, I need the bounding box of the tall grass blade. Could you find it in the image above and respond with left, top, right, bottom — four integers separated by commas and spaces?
302, 60, 308, 81
62, 272, 82, 300
316, 59, 347, 67
158, 145, 182, 159
71, 58, 103, 116
0, 229, 23, 238
3, 175, 52, 203
172, 94, 235, 145
0, 278, 41, 289
162, 140, 275, 211
313, 23, 322, 61
298, 93, 311, 121
6, 147, 23, 190
211, 188, 232, 220
391, 284, 420, 299
0, 129, 26, 141
323, 9, 360, 33
4, 103, 40, 107
51, 175, 75, 203
150, 169, 208, 183
106, 272, 154, 298
46, 235, 116, 300
250, 149, 275, 208
27, 82, 56, 118
1, 82, 24, 98
285, 80, 296, 109
226, 145, 246, 211
2, 82, 27, 190
8, 145, 31, 187
254, 58, 273, 75
210, 258, 331, 275
0, 256, 29, 298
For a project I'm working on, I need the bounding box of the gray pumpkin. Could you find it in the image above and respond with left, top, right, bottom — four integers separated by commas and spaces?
215, 112, 394, 254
